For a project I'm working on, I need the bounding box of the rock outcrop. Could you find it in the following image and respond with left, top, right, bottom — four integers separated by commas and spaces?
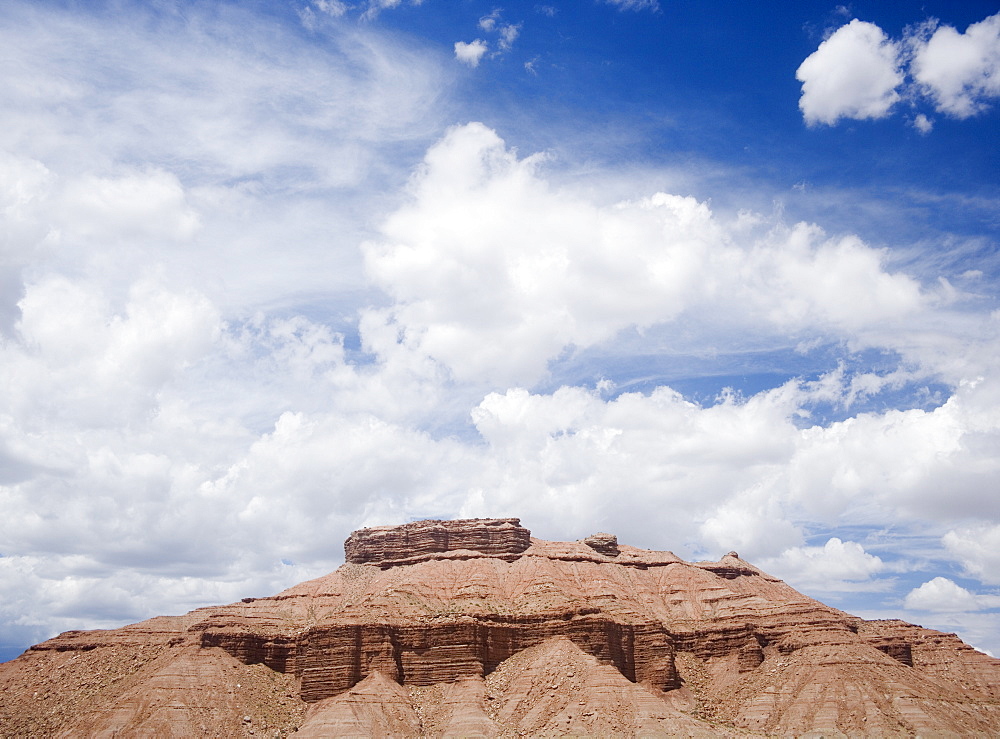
582, 531, 620, 557
344, 517, 531, 566
3, 517, 1000, 737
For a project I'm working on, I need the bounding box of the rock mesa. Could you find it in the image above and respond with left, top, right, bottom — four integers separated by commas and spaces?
2, 517, 1000, 737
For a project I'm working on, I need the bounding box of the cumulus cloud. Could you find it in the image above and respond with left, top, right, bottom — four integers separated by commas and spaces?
785, 375, 1000, 523
798, 12, 1000, 125
796, 20, 903, 125
943, 524, 1000, 585
761, 538, 886, 593
458, 366, 1000, 565
904, 577, 1000, 612
455, 40, 489, 67
363, 123, 928, 387
10, 277, 220, 426
912, 113, 934, 134
910, 13, 1000, 118
466, 384, 805, 552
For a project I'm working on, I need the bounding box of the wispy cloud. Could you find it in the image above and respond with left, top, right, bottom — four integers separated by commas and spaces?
456, 8, 521, 67
604, 0, 659, 12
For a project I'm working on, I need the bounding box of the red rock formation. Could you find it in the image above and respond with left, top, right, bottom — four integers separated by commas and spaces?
2, 517, 1000, 737
344, 517, 531, 566
582, 531, 620, 557
296, 671, 422, 737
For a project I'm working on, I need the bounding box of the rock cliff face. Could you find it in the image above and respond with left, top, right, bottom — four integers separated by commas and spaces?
3, 517, 1000, 737
343, 517, 531, 566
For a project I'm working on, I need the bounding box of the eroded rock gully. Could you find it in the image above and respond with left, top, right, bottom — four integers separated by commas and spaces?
3, 517, 1000, 737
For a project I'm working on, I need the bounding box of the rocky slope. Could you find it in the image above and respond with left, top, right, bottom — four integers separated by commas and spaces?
2, 517, 1000, 737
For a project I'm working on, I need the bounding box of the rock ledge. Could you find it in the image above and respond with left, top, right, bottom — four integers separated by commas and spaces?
344, 517, 531, 566
582, 532, 620, 557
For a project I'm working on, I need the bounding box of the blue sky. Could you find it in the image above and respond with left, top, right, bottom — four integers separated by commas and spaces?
1, 0, 999, 662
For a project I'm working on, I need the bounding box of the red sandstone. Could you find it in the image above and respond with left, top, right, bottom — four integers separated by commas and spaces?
2, 517, 999, 736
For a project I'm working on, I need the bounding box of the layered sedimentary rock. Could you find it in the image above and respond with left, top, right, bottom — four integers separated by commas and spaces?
582, 531, 620, 557
3, 517, 1000, 737
344, 517, 531, 566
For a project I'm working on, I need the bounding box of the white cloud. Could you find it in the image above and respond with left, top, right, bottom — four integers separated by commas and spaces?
604, 0, 659, 11
943, 524, 1000, 585
458, 368, 998, 563
910, 13, 1000, 118
359, 0, 403, 22
363, 123, 929, 388
0, 152, 54, 334
796, 20, 903, 125
303, 0, 424, 24
0, 0, 449, 316
299, 1, 349, 31
904, 577, 1000, 612
4, 300, 995, 642
785, 374, 1000, 523
0, 552, 327, 651
308, 0, 348, 18
479, 10, 500, 32
455, 40, 489, 67
465, 383, 807, 554
798, 12, 1000, 126
58, 169, 200, 243
498, 23, 522, 52
700, 491, 803, 559
468, 10, 519, 61
912, 113, 934, 134
0, 2, 444, 189
761, 538, 886, 592
9, 277, 220, 427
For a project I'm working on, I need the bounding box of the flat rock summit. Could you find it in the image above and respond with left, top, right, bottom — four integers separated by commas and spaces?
3, 518, 1000, 737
